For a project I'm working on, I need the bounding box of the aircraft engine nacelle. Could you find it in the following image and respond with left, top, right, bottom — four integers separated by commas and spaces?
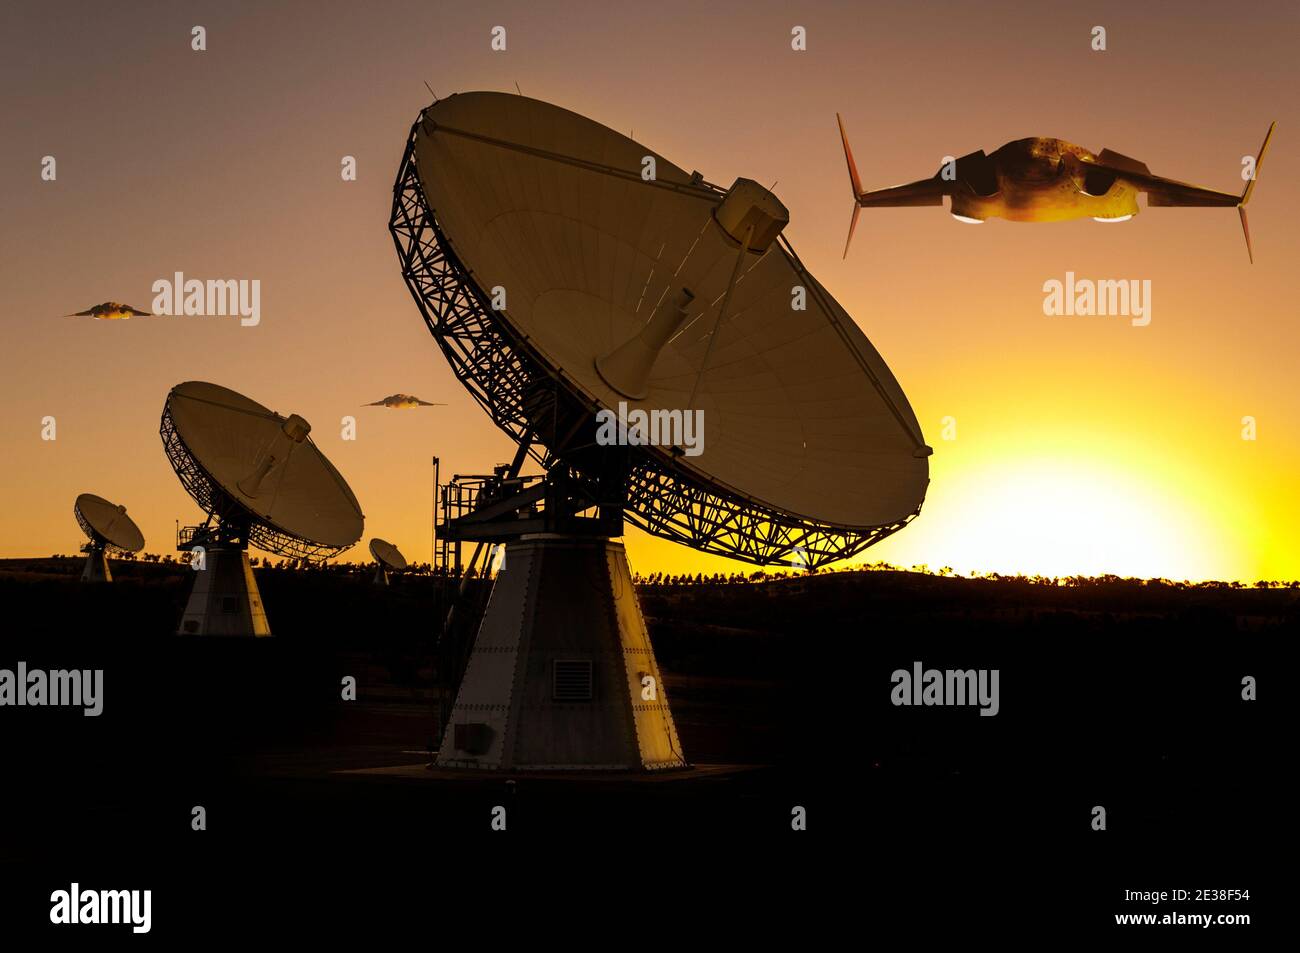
1056, 154, 1141, 220
1078, 165, 1117, 197
953, 151, 1000, 197
1060, 154, 1123, 198
948, 195, 988, 222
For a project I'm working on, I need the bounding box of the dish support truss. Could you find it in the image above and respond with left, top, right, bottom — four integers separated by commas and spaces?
389, 114, 916, 569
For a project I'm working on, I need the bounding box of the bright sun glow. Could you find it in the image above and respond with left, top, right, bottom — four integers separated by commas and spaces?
923, 458, 1221, 580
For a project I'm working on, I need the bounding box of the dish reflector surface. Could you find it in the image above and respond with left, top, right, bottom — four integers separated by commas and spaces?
413, 92, 927, 528
369, 537, 408, 570
164, 382, 364, 550
75, 493, 145, 552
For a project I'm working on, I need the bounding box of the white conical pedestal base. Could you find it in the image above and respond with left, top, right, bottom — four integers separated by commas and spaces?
437, 535, 687, 772
80, 549, 112, 583
177, 546, 271, 637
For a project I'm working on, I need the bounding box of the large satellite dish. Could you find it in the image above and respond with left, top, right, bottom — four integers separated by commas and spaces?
161, 381, 364, 636
74, 493, 144, 583
369, 537, 407, 585
390, 92, 930, 771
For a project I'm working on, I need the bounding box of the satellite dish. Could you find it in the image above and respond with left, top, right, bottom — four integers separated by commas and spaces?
161, 381, 364, 636
369, 537, 407, 585
74, 493, 144, 583
391, 92, 930, 770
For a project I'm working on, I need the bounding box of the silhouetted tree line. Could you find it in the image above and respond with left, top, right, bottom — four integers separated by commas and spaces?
632, 562, 1300, 590
19, 554, 1300, 590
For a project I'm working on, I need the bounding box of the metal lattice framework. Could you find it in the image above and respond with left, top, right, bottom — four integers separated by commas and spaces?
389, 113, 915, 569
160, 406, 349, 561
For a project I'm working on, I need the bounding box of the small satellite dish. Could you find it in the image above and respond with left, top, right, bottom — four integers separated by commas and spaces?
391, 92, 930, 770
161, 381, 365, 636
369, 537, 407, 585
74, 493, 144, 583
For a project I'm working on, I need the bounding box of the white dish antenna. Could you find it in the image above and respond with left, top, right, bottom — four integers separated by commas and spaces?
163, 381, 364, 557
74, 493, 144, 583
75, 493, 145, 553
369, 537, 408, 570
160, 381, 364, 636
391, 92, 935, 771
409, 91, 929, 535
369, 537, 407, 586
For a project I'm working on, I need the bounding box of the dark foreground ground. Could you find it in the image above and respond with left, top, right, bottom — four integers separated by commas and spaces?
0, 559, 1290, 934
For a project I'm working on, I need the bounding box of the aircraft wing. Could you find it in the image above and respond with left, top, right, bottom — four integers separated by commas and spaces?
1109, 164, 1251, 260
1138, 175, 1239, 207
839, 175, 945, 258
837, 113, 946, 208
836, 112, 953, 256
854, 178, 947, 207
1094, 120, 1275, 209
1080, 154, 1235, 206
1087, 121, 1275, 261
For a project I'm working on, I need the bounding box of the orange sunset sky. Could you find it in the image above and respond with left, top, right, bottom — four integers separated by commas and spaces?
2, 0, 1297, 582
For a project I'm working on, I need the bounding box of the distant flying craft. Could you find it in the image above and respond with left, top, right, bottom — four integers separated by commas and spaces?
365, 393, 445, 409
66, 301, 152, 320
836, 116, 1276, 262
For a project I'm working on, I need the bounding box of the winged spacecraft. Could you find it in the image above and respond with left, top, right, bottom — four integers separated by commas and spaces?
66, 302, 152, 320
365, 394, 445, 408
837, 116, 1275, 261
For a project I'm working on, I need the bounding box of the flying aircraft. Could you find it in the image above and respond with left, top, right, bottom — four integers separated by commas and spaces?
836, 116, 1275, 262
65, 301, 152, 320
365, 393, 446, 409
